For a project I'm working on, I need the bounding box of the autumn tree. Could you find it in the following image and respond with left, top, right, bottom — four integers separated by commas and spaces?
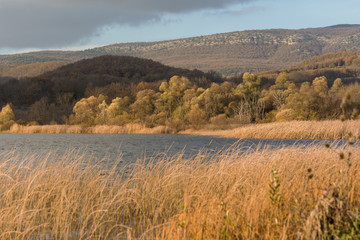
155, 76, 192, 122
330, 78, 343, 95
232, 72, 263, 122
281, 77, 330, 120
312, 76, 332, 117
106, 97, 130, 118
312, 76, 328, 98
95, 100, 108, 125
282, 82, 317, 120
0, 104, 15, 124
105, 97, 131, 125
197, 82, 234, 118
130, 89, 158, 125
268, 72, 296, 109
338, 82, 360, 119
187, 105, 207, 129
71, 94, 107, 125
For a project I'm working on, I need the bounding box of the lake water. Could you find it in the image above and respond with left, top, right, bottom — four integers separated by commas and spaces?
0, 133, 351, 164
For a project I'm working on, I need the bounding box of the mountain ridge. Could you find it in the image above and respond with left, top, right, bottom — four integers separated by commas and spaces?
1, 25, 360, 75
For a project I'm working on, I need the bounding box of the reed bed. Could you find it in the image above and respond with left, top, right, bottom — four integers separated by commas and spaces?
5, 123, 170, 134
183, 120, 360, 140
7, 124, 83, 134
0, 144, 359, 239
5, 120, 360, 140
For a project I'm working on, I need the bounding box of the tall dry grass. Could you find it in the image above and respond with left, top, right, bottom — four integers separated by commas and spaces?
5, 123, 171, 134
0, 144, 359, 239
7, 123, 83, 134
183, 120, 360, 140
6, 120, 360, 140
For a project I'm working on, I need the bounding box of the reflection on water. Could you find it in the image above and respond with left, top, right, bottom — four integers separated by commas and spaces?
0, 133, 354, 164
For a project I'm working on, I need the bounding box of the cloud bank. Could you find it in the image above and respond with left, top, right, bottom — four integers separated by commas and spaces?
0, 0, 253, 49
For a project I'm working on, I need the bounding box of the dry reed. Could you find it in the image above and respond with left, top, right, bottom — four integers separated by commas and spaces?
0, 144, 359, 239
5, 123, 171, 134
183, 120, 360, 140
5, 120, 360, 140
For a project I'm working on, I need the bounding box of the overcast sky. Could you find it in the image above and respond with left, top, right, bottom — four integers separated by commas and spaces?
1, 0, 359, 54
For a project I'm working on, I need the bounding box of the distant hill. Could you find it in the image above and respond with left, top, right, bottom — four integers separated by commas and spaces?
0, 61, 68, 80
1, 25, 360, 75
257, 49, 360, 85
0, 55, 221, 108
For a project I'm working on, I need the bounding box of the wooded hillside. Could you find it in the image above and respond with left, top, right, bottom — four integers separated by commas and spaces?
0, 51, 359, 130
257, 49, 360, 85
0, 56, 222, 124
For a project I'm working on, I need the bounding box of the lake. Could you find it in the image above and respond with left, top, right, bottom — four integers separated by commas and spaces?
0, 133, 350, 164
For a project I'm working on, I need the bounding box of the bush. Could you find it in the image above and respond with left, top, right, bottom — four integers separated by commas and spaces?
167, 118, 186, 133
188, 107, 207, 129
0, 104, 15, 124
209, 114, 230, 129
275, 109, 297, 122
0, 120, 15, 131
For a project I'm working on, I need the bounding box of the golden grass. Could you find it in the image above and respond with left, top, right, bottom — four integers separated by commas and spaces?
5, 120, 360, 140
182, 120, 360, 140
5, 123, 171, 134
7, 123, 83, 134
0, 144, 359, 239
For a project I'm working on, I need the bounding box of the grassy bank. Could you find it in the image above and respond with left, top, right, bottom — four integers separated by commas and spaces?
0, 145, 359, 239
5, 123, 171, 134
3, 120, 360, 140
182, 119, 360, 140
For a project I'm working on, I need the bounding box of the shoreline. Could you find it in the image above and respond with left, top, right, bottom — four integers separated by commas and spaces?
1, 119, 360, 140
181, 119, 360, 140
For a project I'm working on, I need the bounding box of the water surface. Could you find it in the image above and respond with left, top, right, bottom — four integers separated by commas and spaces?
0, 134, 351, 164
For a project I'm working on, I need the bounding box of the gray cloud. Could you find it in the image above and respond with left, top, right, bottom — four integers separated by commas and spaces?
0, 0, 253, 49
214, 5, 265, 16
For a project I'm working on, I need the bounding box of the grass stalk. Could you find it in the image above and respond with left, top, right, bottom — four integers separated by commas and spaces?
0, 144, 358, 239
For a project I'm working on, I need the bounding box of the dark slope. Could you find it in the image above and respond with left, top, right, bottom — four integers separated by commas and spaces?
0, 55, 221, 107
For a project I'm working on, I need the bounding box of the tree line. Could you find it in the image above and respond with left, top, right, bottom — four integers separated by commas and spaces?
1, 71, 358, 131
0, 56, 223, 125
0, 54, 359, 131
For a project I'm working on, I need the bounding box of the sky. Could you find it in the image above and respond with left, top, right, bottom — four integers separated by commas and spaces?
0, 0, 359, 55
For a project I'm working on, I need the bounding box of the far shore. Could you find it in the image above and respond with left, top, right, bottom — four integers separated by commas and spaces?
181, 119, 360, 140
2, 119, 360, 140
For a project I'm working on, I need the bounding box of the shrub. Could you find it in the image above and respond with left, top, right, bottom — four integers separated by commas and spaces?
275, 109, 297, 122
188, 106, 207, 129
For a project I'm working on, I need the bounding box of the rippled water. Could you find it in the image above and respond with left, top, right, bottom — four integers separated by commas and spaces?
0, 133, 351, 164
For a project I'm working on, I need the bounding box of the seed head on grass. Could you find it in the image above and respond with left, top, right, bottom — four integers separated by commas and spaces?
269, 166, 283, 207
307, 168, 314, 180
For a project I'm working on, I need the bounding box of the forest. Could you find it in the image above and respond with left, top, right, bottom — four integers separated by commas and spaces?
0, 51, 359, 131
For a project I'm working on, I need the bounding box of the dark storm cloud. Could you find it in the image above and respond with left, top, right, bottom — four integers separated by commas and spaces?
0, 0, 253, 48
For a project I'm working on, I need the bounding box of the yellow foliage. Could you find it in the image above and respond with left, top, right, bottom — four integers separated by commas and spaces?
0, 104, 15, 125
188, 105, 207, 128
275, 109, 297, 122
72, 95, 107, 125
